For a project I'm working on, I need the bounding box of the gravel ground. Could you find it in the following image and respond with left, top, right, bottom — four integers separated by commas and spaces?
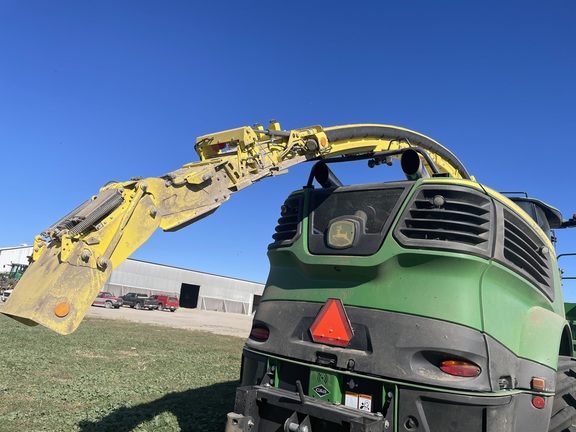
86, 305, 253, 338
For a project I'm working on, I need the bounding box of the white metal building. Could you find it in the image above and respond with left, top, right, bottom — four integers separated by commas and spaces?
105, 259, 264, 314
0, 245, 264, 315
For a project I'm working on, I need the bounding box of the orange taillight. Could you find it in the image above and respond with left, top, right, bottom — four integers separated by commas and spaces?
54, 301, 70, 318
439, 360, 481, 377
531, 377, 546, 391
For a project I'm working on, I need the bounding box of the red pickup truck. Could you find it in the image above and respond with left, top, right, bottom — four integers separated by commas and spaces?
92, 292, 123, 309
149, 295, 179, 312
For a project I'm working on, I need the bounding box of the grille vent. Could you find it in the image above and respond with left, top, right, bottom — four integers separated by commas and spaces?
396, 187, 492, 255
502, 208, 552, 295
269, 195, 303, 249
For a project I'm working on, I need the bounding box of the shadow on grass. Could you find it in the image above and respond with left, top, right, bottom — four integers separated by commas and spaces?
78, 380, 238, 432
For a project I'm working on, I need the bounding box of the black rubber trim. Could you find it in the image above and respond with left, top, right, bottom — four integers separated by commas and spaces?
398, 387, 551, 432
324, 126, 471, 180
247, 301, 557, 393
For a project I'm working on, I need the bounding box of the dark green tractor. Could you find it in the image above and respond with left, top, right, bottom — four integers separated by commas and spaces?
228, 152, 576, 432
1, 263, 28, 292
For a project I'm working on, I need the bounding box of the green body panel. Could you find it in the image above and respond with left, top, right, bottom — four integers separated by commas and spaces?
565, 303, 576, 351
309, 368, 343, 403
565, 303, 576, 319
480, 262, 565, 368
266, 246, 487, 331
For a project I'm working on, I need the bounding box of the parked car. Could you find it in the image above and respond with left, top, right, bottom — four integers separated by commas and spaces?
92, 292, 123, 309
120, 292, 158, 310
149, 295, 179, 312
1, 289, 13, 302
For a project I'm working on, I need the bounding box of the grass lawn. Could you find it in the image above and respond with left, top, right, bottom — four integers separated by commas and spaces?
0, 313, 245, 432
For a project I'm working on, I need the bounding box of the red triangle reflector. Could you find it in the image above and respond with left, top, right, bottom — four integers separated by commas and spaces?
310, 298, 353, 347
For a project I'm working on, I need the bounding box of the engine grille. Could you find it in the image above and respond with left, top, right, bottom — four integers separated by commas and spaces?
268, 194, 303, 249
395, 186, 492, 257
501, 208, 553, 298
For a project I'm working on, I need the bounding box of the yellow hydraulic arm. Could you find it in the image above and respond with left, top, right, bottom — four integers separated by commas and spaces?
1, 121, 471, 334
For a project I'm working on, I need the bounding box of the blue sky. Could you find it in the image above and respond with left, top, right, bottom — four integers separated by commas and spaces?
1, 1, 576, 296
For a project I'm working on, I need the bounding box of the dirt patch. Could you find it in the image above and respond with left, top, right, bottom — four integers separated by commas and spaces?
85, 304, 253, 338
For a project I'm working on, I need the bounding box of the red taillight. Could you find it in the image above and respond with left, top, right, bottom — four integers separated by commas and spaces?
532, 396, 546, 409
249, 326, 269, 342
310, 298, 353, 348
439, 360, 481, 377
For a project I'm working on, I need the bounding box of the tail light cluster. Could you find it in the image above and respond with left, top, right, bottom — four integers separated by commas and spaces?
439, 359, 481, 377
249, 326, 270, 342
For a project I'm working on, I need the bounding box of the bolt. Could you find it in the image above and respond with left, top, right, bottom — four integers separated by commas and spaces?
139, 182, 148, 192
97, 257, 109, 270
81, 250, 91, 262
433, 195, 445, 207
149, 207, 157, 218
404, 416, 418, 430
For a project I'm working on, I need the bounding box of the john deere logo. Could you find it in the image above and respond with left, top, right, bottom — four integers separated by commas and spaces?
327, 220, 355, 249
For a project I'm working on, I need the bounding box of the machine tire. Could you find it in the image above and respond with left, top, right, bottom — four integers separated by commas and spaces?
105, 301, 113, 309
158, 303, 164, 311
135, 302, 142, 310
548, 356, 576, 432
